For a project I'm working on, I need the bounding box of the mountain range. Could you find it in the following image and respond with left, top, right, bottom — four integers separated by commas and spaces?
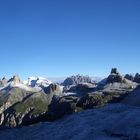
0, 68, 140, 139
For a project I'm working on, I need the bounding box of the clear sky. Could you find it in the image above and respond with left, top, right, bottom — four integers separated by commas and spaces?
0, 0, 140, 79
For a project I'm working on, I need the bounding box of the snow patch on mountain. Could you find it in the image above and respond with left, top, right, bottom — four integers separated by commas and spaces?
0, 81, 39, 92
11, 82, 38, 92
24, 76, 52, 87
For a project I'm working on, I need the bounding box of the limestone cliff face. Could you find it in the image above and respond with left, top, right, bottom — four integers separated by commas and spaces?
62, 75, 95, 86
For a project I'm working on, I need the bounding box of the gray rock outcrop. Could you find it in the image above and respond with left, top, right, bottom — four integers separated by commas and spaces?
0, 77, 8, 87
124, 74, 134, 81
106, 68, 124, 83
134, 73, 140, 83
62, 75, 94, 86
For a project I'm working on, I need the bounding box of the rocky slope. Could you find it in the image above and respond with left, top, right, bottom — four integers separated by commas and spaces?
0, 87, 50, 128
121, 85, 140, 107
0, 76, 64, 128
0, 103, 140, 140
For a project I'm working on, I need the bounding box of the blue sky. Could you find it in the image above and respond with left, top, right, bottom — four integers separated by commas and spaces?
0, 0, 140, 79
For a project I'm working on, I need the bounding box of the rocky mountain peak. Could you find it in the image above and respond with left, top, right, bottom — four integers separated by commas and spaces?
27, 76, 52, 87
2, 76, 8, 84
0, 76, 8, 87
124, 74, 134, 81
11, 75, 21, 84
62, 75, 94, 86
123, 73, 140, 83
2, 76, 7, 81
106, 68, 123, 83
134, 73, 140, 83
111, 68, 119, 75
43, 83, 63, 96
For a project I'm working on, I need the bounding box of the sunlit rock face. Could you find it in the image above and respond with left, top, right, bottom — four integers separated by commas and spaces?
8, 75, 21, 84
62, 75, 95, 86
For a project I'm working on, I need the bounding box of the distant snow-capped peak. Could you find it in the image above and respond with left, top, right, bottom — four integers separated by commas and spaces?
24, 76, 52, 87
0, 75, 52, 92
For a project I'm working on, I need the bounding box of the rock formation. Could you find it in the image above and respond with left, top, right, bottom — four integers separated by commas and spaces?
62, 75, 94, 86
134, 73, 140, 83
124, 74, 134, 81
8, 75, 21, 84
43, 83, 63, 96
106, 68, 124, 83
0, 77, 8, 87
